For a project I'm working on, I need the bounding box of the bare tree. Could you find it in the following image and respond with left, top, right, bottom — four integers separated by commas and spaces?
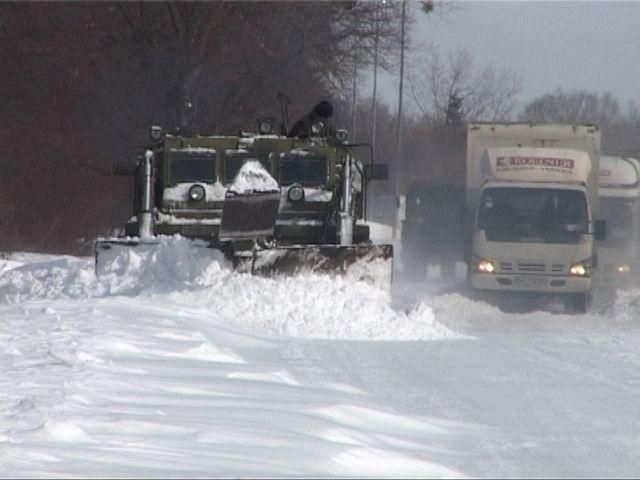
408, 46, 521, 122
520, 89, 640, 153
519, 89, 620, 126
0, 1, 418, 253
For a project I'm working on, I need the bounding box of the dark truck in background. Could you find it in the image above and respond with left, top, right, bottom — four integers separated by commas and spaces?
400, 182, 465, 280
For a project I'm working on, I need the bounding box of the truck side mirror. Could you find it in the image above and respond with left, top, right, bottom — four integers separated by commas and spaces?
364, 164, 389, 181
595, 220, 606, 241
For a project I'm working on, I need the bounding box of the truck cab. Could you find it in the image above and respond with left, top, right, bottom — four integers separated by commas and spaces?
126, 122, 373, 246
401, 182, 465, 280
466, 124, 603, 313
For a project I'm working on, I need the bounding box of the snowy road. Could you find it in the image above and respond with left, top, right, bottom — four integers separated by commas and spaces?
1, 240, 640, 478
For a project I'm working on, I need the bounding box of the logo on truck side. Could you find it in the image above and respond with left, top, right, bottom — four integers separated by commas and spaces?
496, 156, 575, 172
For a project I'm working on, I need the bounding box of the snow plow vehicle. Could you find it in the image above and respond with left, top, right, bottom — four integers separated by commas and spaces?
96, 101, 393, 290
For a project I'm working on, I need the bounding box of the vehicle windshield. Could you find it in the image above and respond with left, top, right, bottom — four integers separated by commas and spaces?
224, 152, 271, 184
406, 185, 464, 224
478, 187, 589, 244
600, 198, 634, 247
279, 154, 328, 187
169, 150, 216, 184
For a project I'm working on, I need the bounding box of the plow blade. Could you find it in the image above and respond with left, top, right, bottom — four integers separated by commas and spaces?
95, 237, 393, 294
248, 244, 394, 292
94, 237, 217, 276
95, 238, 161, 275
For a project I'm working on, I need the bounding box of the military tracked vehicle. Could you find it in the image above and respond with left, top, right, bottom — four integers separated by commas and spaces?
96, 101, 393, 289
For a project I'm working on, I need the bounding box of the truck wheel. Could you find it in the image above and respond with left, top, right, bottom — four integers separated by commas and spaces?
567, 292, 591, 314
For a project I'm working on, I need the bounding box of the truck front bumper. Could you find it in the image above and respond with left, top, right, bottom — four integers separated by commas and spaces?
470, 272, 591, 293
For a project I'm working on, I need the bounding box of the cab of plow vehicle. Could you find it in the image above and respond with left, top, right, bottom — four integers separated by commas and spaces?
123, 122, 378, 246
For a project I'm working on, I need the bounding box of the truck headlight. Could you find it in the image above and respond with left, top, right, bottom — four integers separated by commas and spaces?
618, 264, 631, 273
287, 185, 305, 203
189, 184, 205, 201
257, 118, 273, 135
476, 259, 495, 273
150, 125, 163, 141
569, 262, 590, 276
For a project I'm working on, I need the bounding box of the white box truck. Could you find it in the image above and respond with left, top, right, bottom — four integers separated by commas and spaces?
597, 155, 640, 286
465, 123, 605, 312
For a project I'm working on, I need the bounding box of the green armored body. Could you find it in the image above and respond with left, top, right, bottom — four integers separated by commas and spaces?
97, 102, 392, 286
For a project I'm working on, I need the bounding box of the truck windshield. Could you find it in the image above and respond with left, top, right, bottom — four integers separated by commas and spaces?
279, 154, 328, 187
169, 150, 216, 184
478, 187, 589, 244
406, 184, 464, 225
600, 198, 634, 247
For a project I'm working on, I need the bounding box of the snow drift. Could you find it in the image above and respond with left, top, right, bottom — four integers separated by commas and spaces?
0, 236, 461, 341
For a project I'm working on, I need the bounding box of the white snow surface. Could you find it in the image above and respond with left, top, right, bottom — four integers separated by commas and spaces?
2, 237, 640, 477
227, 160, 279, 194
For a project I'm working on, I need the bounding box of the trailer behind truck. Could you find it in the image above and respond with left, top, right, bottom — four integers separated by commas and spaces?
597, 155, 640, 286
465, 123, 605, 313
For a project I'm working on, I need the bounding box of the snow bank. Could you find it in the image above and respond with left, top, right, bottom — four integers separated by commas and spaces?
606, 288, 640, 324
0, 236, 462, 342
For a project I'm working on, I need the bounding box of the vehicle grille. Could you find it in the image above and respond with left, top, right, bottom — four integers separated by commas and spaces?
498, 261, 566, 273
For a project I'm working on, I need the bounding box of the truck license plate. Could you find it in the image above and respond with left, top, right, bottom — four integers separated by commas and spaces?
513, 276, 547, 288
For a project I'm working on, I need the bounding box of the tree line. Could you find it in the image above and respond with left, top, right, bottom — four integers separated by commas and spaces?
0, 1, 406, 253
1, 1, 637, 254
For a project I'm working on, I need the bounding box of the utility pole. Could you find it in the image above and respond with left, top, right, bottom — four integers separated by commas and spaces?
351, 59, 358, 140
393, 0, 407, 239
395, 0, 406, 158
371, 1, 382, 151
370, 1, 382, 219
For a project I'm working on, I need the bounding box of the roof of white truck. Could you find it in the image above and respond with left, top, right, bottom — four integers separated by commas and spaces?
482, 180, 587, 192
468, 122, 599, 138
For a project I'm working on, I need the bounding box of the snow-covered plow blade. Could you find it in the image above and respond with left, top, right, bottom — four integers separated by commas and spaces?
96, 238, 393, 292
248, 244, 393, 292
94, 237, 220, 277
96, 239, 158, 276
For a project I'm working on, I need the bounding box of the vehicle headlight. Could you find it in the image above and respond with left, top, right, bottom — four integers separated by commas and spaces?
311, 122, 324, 136
150, 125, 163, 141
476, 259, 495, 273
287, 185, 305, 203
569, 262, 590, 276
258, 118, 273, 135
618, 264, 631, 273
188, 184, 205, 201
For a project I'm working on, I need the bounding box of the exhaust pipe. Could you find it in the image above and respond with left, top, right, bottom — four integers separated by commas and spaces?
139, 149, 154, 239
339, 155, 354, 246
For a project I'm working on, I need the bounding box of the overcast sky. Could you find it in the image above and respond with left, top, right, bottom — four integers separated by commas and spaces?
375, 1, 640, 116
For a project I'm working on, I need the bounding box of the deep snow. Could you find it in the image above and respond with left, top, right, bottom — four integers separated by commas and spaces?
2, 236, 640, 478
